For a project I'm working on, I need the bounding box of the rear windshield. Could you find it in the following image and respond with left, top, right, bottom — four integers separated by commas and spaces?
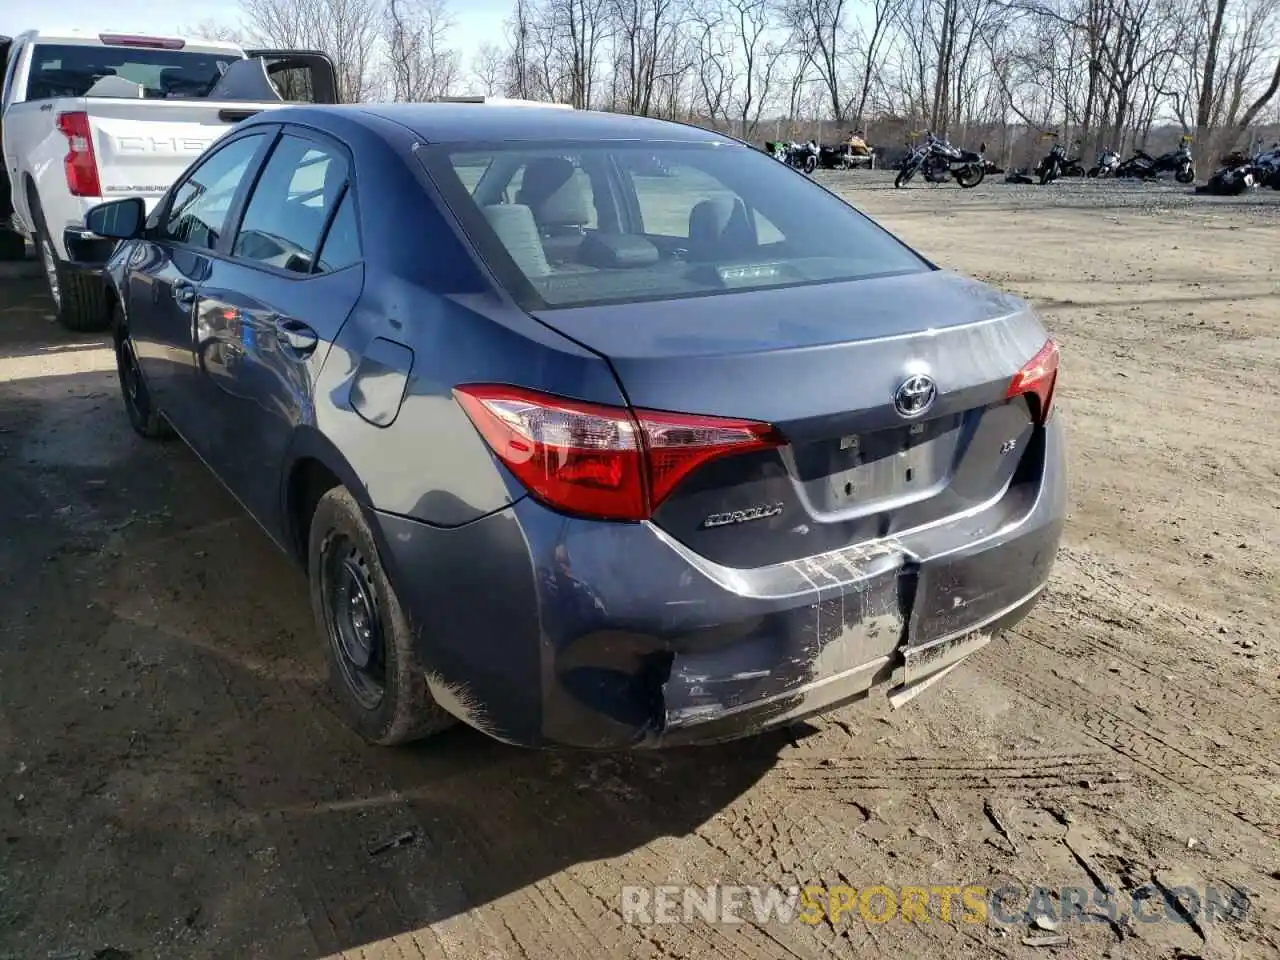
24, 43, 243, 101
420, 140, 929, 310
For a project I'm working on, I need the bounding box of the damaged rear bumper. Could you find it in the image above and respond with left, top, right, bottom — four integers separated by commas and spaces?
373, 418, 1066, 750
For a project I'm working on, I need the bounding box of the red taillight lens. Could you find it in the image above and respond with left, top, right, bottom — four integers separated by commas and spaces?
453, 384, 783, 522
1007, 338, 1060, 423
56, 112, 101, 198
99, 33, 186, 49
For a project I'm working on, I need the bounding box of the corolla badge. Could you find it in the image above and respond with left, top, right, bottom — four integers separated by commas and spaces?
894, 374, 937, 418
702, 503, 784, 529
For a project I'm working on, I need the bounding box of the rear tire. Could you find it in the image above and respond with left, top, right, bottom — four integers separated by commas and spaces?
114, 303, 174, 441
309, 486, 457, 746
28, 189, 109, 332
894, 169, 910, 188
956, 164, 986, 188
1175, 165, 1196, 184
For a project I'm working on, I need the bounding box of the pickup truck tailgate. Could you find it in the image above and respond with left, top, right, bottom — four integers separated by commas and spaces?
86, 98, 284, 199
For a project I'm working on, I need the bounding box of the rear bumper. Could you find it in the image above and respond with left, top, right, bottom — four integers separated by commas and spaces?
373, 417, 1066, 750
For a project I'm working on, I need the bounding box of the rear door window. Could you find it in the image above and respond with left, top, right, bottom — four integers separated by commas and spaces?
231, 134, 350, 274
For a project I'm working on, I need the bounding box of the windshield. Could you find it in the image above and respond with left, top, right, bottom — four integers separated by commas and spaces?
24, 43, 243, 101
421, 140, 929, 310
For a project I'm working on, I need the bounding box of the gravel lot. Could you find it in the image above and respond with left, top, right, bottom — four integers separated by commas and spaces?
1, 173, 1278, 960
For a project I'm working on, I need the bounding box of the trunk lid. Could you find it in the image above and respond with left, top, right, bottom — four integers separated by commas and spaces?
532, 270, 1051, 568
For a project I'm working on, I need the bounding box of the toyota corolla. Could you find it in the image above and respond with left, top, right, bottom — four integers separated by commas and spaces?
87, 102, 1065, 749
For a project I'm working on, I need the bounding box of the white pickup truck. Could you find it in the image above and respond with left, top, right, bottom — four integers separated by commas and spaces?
1, 30, 338, 330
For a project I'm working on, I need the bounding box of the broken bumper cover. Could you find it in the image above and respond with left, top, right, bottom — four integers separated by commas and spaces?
373, 418, 1066, 750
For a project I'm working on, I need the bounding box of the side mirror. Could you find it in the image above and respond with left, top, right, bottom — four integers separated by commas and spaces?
85, 196, 145, 241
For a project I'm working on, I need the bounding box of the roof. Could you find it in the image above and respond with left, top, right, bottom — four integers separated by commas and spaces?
352, 103, 733, 145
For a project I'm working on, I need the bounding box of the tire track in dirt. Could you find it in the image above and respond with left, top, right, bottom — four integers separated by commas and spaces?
980, 638, 1280, 839
1027, 546, 1280, 774
777, 753, 1133, 796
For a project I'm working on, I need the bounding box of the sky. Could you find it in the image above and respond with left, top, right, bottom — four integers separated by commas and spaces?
6, 0, 509, 74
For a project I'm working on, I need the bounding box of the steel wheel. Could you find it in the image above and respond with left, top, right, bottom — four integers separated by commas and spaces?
321, 533, 387, 710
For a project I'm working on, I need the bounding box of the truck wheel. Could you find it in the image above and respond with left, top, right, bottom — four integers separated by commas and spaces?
28, 190, 110, 333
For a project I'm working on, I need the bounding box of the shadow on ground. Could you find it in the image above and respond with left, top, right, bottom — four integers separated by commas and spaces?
0, 292, 782, 958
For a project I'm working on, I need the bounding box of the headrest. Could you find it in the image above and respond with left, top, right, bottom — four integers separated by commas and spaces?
482, 204, 551, 278
516, 157, 591, 228
687, 195, 756, 257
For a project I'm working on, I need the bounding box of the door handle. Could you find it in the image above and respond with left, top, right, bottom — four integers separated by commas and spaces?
274, 318, 318, 355
173, 281, 195, 305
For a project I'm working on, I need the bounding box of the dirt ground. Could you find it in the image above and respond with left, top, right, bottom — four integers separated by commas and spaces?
1, 174, 1278, 960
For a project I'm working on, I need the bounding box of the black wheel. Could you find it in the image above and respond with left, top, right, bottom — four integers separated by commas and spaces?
1175, 165, 1196, 184
894, 169, 910, 188
113, 303, 174, 441
28, 188, 109, 332
309, 486, 457, 746
1039, 166, 1055, 186
804, 155, 817, 174
0, 229, 24, 262
1087, 167, 1099, 178
956, 164, 986, 188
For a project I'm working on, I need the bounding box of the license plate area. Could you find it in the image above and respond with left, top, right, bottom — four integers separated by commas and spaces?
796, 415, 962, 514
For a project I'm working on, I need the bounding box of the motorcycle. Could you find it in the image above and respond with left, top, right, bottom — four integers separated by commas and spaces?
1253, 141, 1280, 189
894, 132, 987, 188
1086, 149, 1121, 178
1197, 141, 1280, 195
1115, 137, 1196, 183
1035, 136, 1086, 184
770, 139, 819, 174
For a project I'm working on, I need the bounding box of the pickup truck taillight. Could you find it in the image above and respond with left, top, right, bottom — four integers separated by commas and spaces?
56, 112, 102, 198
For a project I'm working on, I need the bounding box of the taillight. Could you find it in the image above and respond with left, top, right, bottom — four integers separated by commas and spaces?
99, 33, 186, 49
1007, 338, 1060, 423
453, 384, 783, 522
56, 112, 101, 198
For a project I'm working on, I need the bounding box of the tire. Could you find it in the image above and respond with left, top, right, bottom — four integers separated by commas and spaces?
1039, 165, 1055, 186
1175, 164, 1195, 184
113, 303, 175, 441
28, 188, 109, 332
309, 486, 457, 746
894, 169, 911, 188
1087, 167, 1099, 178
0, 229, 25, 261
803, 155, 817, 175
956, 164, 986, 188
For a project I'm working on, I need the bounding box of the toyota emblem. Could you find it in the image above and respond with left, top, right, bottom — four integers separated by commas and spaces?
894, 374, 937, 418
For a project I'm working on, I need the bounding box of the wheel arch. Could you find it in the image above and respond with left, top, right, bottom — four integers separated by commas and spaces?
282, 426, 374, 566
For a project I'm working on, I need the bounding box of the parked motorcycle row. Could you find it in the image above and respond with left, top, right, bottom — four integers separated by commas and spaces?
1021, 132, 1280, 194
1030, 134, 1196, 184
766, 127, 1280, 196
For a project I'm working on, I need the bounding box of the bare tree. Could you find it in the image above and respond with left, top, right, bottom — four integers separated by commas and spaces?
385, 0, 460, 101
238, 0, 386, 101
470, 42, 507, 95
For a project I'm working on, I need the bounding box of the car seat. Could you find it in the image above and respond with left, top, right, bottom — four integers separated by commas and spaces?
515, 157, 591, 263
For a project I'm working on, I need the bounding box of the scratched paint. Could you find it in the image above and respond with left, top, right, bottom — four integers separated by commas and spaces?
425, 671, 509, 742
